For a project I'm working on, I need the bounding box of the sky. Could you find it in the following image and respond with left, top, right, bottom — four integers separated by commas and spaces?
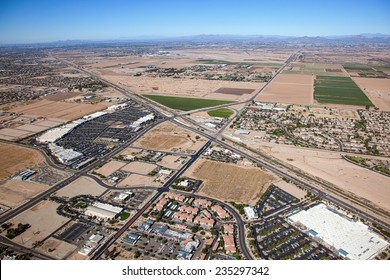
0, 0, 389, 44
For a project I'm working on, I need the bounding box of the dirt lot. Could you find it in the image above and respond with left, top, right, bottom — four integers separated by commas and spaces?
121, 161, 158, 175
133, 122, 207, 154
44, 92, 82, 101
8, 100, 108, 121
4, 200, 69, 248
55, 176, 106, 198
95, 160, 127, 177
36, 237, 77, 260
256, 73, 313, 105
117, 174, 161, 188
0, 143, 45, 180
273, 180, 307, 200
186, 159, 276, 205
159, 155, 185, 169
258, 143, 390, 211
0, 180, 49, 208
353, 77, 390, 111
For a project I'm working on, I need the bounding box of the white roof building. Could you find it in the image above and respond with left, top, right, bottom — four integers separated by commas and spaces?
288, 203, 389, 260
85, 202, 123, 220
244, 206, 258, 219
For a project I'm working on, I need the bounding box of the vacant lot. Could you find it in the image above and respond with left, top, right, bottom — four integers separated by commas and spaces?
118, 174, 161, 187
159, 155, 185, 169
187, 159, 276, 205
0, 180, 49, 208
36, 237, 78, 260
9, 100, 108, 121
95, 160, 127, 177
207, 108, 234, 118
121, 161, 158, 175
143, 95, 234, 111
44, 92, 82, 101
215, 87, 255, 95
133, 122, 206, 153
0, 143, 45, 180
55, 176, 106, 198
5, 200, 69, 248
256, 73, 313, 105
353, 77, 390, 111
314, 75, 373, 106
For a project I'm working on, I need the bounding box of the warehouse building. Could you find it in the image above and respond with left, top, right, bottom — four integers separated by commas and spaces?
85, 202, 123, 220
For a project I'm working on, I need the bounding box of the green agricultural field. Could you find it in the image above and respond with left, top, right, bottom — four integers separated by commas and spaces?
143, 95, 234, 111
207, 108, 234, 118
314, 75, 373, 106
197, 59, 238, 65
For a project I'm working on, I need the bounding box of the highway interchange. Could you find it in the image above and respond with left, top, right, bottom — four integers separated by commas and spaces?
1, 50, 389, 260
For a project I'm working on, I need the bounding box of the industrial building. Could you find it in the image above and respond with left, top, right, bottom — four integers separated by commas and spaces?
14, 169, 36, 180
85, 202, 123, 220
288, 203, 389, 260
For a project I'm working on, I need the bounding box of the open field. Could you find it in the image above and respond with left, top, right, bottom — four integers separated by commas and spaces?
186, 159, 276, 205
256, 73, 313, 105
314, 75, 373, 106
55, 176, 106, 198
133, 122, 207, 153
343, 64, 390, 78
8, 99, 108, 121
4, 200, 69, 248
207, 108, 234, 118
273, 180, 307, 200
352, 77, 390, 111
36, 237, 78, 260
0, 143, 45, 180
257, 143, 390, 211
95, 160, 127, 177
44, 92, 82, 101
117, 174, 161, 187
0, 180, 49, 208
214, 87, 255, 95
285, 63, 347, 76
143, 95, 234, 111
121, 161, 158, 175
158, 155, 185, 169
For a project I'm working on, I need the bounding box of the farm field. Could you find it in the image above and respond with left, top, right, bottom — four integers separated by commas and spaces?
142, 95, 234, 111
314, 75, 373, 106
0, 143, 45, 180
214, 87, 255, 95
207, 108, 234, 118
285, 63, 347, 76
256, 73, 313, 105
343, 64, 390, 78
352, 77, 390, 111
186, 159, 276, 205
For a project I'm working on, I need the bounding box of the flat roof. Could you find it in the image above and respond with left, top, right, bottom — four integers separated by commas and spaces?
289, 203, 388, 260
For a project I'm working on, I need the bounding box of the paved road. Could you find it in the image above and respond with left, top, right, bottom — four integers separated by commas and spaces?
0, 236, 55, 260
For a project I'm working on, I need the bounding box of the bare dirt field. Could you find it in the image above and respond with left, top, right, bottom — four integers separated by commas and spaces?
353, 77, 390, 111
8, 100, 108, 121
256, 73, 313, 105
117, 174, 161, 188
55, 176, 106, 198
257, 143, 390, 211
215, 87, 255, 95
0, 143, 45, 180
186, 159, 276, 205
5, 200, 69, 248
100, 75, 264, 102
0, 180, 49, 208
121, 161, 158, 175
36, 237, 77, 260
159, 155, 185, 169
95, 160, 127, 177
133, 122, 207, 154
44, 92, 82, 101
273, 180, 307, 200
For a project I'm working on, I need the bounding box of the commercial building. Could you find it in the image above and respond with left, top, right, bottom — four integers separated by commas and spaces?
85, 202, 123, 220
288, 203, 389, 260
14, 169, 36, 180
244, 206, 258, 219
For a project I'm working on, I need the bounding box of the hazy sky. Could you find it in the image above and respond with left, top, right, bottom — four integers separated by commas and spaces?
0, 0, 389, 44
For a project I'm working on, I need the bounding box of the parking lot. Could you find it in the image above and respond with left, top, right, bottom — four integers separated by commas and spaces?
257, 185, 298, 217
253, 217, 338, 260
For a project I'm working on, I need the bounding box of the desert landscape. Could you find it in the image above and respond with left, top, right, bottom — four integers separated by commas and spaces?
353, 77, 390, 111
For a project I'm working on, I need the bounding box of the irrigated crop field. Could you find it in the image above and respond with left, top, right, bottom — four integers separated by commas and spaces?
143, 95, 234, 111
207, 108, 234, 118
314, 75, 373, 106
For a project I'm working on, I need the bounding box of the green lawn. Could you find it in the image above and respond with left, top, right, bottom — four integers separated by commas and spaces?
143, 95, 234, 111
207, 108, 234, 118
119, 211, 130, 221
314, 75, 373, 106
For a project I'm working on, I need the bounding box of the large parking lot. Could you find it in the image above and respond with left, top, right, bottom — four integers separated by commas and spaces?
253, 217, 338, 260
257, 185, 298, 217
